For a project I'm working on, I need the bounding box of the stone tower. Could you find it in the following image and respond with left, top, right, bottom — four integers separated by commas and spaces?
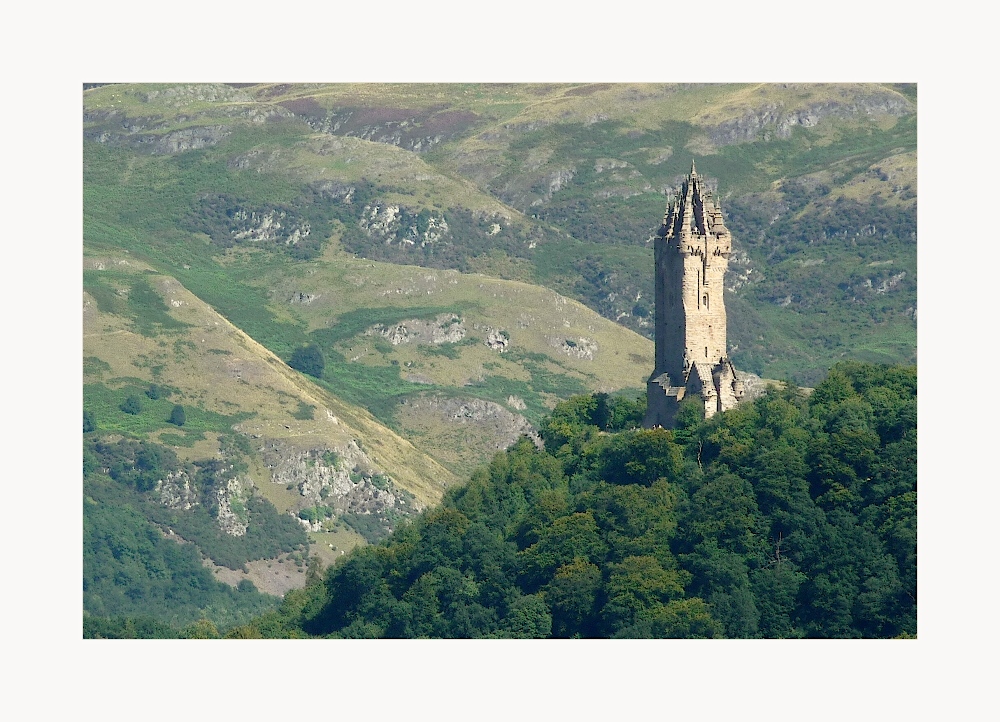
644, 162, 745, 428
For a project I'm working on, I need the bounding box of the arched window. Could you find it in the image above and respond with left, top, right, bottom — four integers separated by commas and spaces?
703, 294, 709, 310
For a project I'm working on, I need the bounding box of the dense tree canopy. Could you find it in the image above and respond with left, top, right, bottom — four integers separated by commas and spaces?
221, 361, 916, 639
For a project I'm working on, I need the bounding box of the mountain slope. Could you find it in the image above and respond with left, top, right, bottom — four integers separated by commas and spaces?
84, 254, 459, 595
84, 254, 458, 503
83, 82, 916, 386
81, 83, 917, 625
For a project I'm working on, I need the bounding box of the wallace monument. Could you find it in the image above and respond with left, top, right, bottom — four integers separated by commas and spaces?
644, 162, 747, 429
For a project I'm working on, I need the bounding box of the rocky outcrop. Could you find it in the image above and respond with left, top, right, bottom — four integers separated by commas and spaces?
398, 395, 540, 450
229, 208, 310, 246
736, 371, 768, 402
140, 84, 253, 104
484, 328, 510, 352
704, 91, 913, 148
725, 250, 759, 294
283, 104, 480, 153
227, 148, 281, 171
156, 470, 199, 511
214, 476, 251, 537
530, 168, 575, 206
594, 158, 630, 174
367, 314, 466, 346
150, 125, 232, 155
506, 395, 527, 411
548, 336, 598, 360
154, 465, 249, 536
358, 203, 451, 248
263, 441, 418, 533
875, 271, 906, 295
85, 123, 232, 154
83, 84, 293, 155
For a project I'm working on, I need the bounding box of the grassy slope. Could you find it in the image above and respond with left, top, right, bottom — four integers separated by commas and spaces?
83, 256, 457, 508
266, 241, 652, 402
83, 80, 915, 425
82, 237, 654, 478
422, 82, 917, 382
80, 82, 917, 633
82, 98, 654, 475
289, 82, 915, 383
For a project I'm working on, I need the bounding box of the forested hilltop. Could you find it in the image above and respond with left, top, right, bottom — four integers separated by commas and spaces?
87, 361, 915, 639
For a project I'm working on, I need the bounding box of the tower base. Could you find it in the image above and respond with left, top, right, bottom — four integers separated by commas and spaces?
643, 358, 745, 429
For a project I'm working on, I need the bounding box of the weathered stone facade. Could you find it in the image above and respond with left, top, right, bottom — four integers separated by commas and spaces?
644, 162, 746, 428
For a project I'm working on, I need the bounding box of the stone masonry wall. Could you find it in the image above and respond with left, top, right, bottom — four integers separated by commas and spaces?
647, 165, 742, 428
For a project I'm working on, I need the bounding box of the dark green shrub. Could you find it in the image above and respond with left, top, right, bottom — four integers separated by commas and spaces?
292, 401, 315, 420
120, 396, 142, 415
289, 345, 325, 378
83, 410, 96, 433
169, 405, 186, 426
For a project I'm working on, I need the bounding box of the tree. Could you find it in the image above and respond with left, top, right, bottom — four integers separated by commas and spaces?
688, 471, 767, 556
83, 410, 96, 433
539, 395, 598, 449
592, 392, 610, 430
120, 396, 142, 415
278, 362, 916, 639
145, 383, 162, 400
606, 394, 645, 431
601, 555, 687, 634
518, 512, 607, 590
673, 395, 706, 438
620, 598, 723, 639
598, 429, 682, 486
289, 344, 325, 378
237, 579, 258, 594
499, 593, 552, 638
305, 555, 325, 586
181, 619, 220, 639
169, 405, 186, 426
544, 558, 602, 637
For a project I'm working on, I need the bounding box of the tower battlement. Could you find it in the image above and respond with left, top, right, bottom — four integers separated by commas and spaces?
645, 163, 745, 428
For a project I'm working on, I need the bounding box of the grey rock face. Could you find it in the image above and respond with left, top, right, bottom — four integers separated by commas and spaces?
399, 395, 541, 450
736, 371, 768, 401
367, 314, 466, 346
484, 328, 510, 352
548, 335, 598, 360
263, 442, 418, 535
151, 125, 232, 155
156, 470, 199, 511
358, 204, 450, 248
85, 122, 232, 155
704, 91, 912, 148
214, 477, 251, 537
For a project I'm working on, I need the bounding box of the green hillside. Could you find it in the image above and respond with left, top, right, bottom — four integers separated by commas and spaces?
88, 361, 916, 639
82, 83, 917, 631
84, 82, 916, 386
